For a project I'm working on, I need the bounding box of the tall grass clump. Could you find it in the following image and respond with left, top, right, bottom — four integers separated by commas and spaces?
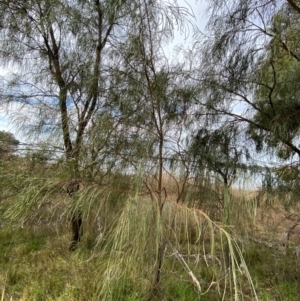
92, 192, 258, 301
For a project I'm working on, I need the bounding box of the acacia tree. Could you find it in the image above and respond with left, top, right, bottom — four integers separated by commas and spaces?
190, 123, 246, 267
247, 3, 300, 159
192, 0, 300, 193
0, 0, 196, 250
107, 1, 194, 211
0, 0, 146, 250
248, 4, 300, 204
104, 1, 195, 294
191, 125, 244, 206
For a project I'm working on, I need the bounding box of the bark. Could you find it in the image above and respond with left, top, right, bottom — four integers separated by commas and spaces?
66, 179, 82, 251
69, 212, 83, 251
287, 0, 300, 15
223, 184, 231, 269
151, 238, 167, 298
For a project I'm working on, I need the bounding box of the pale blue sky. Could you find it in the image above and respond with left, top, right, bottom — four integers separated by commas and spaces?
0, 115, 9, 131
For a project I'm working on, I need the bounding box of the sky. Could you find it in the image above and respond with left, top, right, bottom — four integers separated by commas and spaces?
0, 115, 10, 132
0, 0, 209, 141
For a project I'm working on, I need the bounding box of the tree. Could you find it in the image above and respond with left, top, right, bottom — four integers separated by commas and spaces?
0, 0, 148, 250
104, 1, 195, 294
0, 0, 195, 251
249, 4, 300, 161
193, 0, 300, 192
190, 123, 246, 267
107, 0, 194, 211
0, 130, 19, 156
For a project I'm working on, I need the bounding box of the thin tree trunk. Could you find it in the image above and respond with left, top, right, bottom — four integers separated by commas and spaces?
66, 179, 82, 251
151, 238, 166, 298
223, 182, 231, 269
70, 211, 83, 251
158, 133, 164, 212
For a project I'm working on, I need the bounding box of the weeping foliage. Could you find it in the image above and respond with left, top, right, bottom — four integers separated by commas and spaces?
190, 125, 244, 186
193, 0, 300, 209
248, 4, 300, 158
0, 152, 259, 300
197, 0, 300, 148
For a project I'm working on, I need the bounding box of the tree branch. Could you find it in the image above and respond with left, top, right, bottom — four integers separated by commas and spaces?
286, 0, 300, 15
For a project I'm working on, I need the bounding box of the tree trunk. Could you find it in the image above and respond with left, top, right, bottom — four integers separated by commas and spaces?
223, 183, 231, 269
151, 238, 166, 298
69, 211, 83, 251
66, 179, 82, 251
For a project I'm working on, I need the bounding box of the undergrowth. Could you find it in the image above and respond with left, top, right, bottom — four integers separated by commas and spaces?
0, 191, 256, 301
0, 168, 298, 300
1, 220, 299, 300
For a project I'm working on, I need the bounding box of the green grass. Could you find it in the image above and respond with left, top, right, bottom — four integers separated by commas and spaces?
166, 282, 200, 300
245, 243, 300, 301
0, 227, 96, 301
1, 187, 299, 301
1, 224, 299, 300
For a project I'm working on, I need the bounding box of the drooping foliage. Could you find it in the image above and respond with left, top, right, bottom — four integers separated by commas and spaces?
249, 3, 300, 160
193, 0, 300, 199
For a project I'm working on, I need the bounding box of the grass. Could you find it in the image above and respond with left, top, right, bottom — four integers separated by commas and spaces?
0, 203, 246, 300
0, 220, 299, 300
0, 226, 99, 301
0, 169, 299, 300
245, 242, 300, 301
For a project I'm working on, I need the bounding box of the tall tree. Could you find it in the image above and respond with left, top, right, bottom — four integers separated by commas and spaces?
0, 0, 195, 250
104, 1, 194, 294
249, 4, 300, 160
0, 0, 143, 249
107, 0, 193, 210
193, 0, 300, 188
